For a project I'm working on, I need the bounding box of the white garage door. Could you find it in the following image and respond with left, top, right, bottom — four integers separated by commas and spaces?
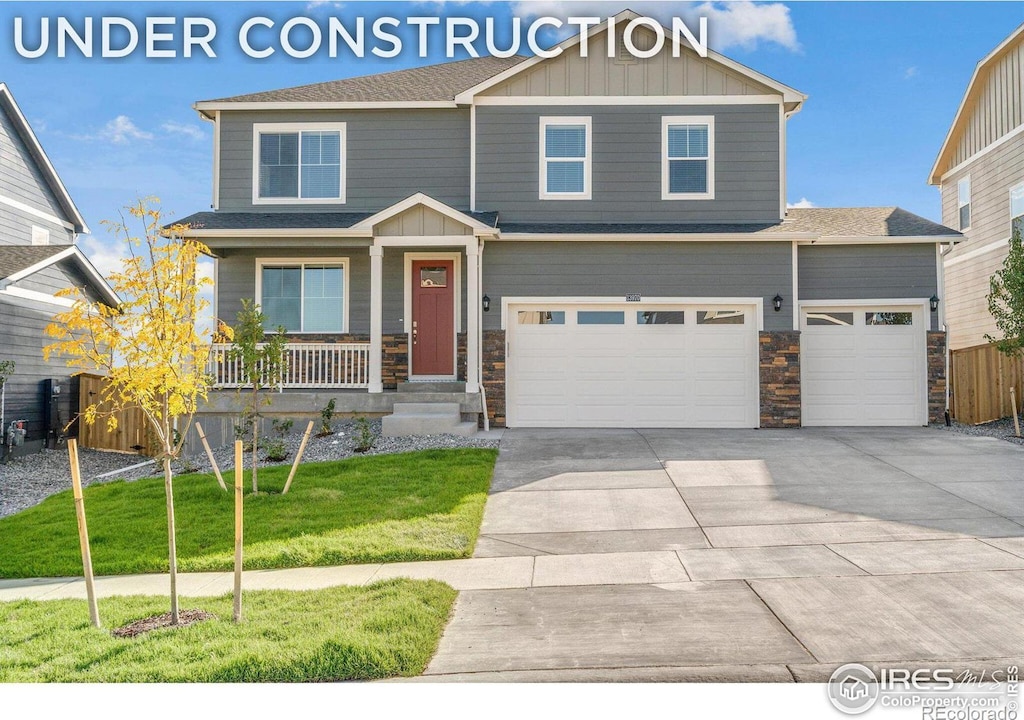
507, 303, 759, 428
801, 305, 927, 426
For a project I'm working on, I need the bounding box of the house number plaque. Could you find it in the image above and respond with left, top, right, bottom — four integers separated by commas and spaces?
625, 294, 642, 302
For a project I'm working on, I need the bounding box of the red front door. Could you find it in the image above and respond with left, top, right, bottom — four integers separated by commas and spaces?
411, 260, 455, 376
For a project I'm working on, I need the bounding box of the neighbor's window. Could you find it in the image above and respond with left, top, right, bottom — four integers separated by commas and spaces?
540, 117, 591, 199
518, 311, 565, 325
663, 116, 714, 199
697, 310, 744, 325
957, 177, 971, 230
865, 312, 913, 326
259, 261, 347, 333
638, 311, 685, 325
255, 124, 345, 203
1011, 183, 1024, 237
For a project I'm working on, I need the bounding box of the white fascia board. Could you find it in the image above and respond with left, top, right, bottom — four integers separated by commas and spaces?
0, 84, 90, 233
472, 95, 783, 107
493, 232, 816, 242
0, 286, 76, 308
0, 245, 118, 307
796, 235, 964, 245
937, 123, 1024, 185
928, 24, 1024, 185
352, 192, 495, 233
194, 100, 457, 118
0, 245, 76, 287
186, 228, 372, 239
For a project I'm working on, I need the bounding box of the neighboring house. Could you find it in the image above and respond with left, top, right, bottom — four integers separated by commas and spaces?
0, 83, 118, 455
929, 24, 1024, 424
180, 12, 959, 439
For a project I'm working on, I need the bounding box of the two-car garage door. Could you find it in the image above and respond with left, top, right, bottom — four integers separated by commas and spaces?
506, 302, 760, 428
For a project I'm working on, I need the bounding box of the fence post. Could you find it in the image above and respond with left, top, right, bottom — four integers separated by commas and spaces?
69, 439, 101, 628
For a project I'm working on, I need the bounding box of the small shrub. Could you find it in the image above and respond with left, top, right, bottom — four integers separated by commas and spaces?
353, 416, 376, 453
318, 398, 336, 437
262, 419, 293, 462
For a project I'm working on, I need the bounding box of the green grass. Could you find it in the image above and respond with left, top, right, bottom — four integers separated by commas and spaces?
0, 449, 497, 578
0, 579, 456, 682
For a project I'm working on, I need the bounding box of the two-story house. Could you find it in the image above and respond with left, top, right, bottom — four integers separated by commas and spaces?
929, 24, 1024, 425
180, 13, 958, 440
0, 83, 118, 456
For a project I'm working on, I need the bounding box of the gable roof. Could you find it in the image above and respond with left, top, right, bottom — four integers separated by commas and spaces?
195, 56, 526, 115
929, 24, 1024, 185
0, 83, 90, 233
0, 244, 119, 307
194, 10, 805, 115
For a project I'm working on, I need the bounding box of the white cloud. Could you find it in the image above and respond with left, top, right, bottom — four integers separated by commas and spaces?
77, 233, 131, 281
508, 1, 800, 52
98, 115, 153, 144
161, 121, 206, 141
787, 197, 816, 209
904, 66, 919, 80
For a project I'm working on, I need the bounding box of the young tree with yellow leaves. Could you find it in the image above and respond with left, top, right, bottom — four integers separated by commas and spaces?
44, 198, 230, 625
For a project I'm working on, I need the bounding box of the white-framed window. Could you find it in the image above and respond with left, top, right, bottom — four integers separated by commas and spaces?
662, 116, 714, 200
252, 123, 346, 204
957, 176, 971, 231
539, 116, 591, 200
255, 258, 349, 333
1011, 183, 1024, 238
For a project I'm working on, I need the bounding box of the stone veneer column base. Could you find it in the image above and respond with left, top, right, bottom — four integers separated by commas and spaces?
759, 331, 801, 428
482, 330, 506, 427
927, 331, 947, 424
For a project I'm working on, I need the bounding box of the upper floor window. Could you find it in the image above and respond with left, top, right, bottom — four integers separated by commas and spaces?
957, 176, 971, 230
1011, 183, 1024, 238
257, 259, 348, 333
663, 116, 714, 200
253, 123, 346, 204
539, 117, 591, 200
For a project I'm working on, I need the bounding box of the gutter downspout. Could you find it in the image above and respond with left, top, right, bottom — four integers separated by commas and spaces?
478, 238, 489, 432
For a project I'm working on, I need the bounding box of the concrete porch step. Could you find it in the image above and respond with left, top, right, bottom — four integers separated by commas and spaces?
397, 381, 467, 393
382, 402, 477, 438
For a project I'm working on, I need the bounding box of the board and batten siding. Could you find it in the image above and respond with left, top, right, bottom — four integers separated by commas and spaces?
217, 109, 471, 213
948, 39, 1023, 169
479, 27, 777, 98
941, 132, 1024, 349
798, 244, 941, 331
475, 104, 781, 223
216, 245, 467, 336
482, 240, 792, 332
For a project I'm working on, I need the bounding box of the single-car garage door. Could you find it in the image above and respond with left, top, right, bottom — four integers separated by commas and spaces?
506, 302, 759, 428
800, 304, 927, 426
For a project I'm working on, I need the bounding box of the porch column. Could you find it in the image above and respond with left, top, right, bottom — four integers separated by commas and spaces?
369, 245, 384, 393
465, 241, 480, 393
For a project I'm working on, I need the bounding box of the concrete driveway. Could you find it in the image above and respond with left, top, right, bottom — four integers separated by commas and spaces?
424, 427, 1024, 681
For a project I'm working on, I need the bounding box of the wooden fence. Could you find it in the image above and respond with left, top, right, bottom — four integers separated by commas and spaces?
950, 343, 1024, 425
77, 373, 153, 455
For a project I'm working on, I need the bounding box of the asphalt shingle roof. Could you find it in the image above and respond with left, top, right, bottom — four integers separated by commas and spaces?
204, 56, 527, 104
0, 245, 69, 279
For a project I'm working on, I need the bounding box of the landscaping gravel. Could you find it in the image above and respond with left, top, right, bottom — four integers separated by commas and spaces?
0, 418, 498, 519
934, 415, 1024, 447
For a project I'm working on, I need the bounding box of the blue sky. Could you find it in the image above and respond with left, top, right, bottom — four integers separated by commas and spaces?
2, 1, 1021, 276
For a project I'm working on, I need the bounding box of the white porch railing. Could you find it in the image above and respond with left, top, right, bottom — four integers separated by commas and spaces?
208, 343, 371, 389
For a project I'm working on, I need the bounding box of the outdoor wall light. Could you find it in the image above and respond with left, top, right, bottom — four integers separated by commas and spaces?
773, 294, 784, 312
482, 294, 491, 312
930, 295, 940, 312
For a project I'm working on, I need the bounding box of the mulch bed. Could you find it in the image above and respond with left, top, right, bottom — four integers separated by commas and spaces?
111, 609, 217, 638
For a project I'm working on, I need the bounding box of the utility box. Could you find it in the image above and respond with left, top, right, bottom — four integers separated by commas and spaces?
42, 378, 63, 450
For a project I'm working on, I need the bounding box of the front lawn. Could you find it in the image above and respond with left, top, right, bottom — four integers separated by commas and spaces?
0, 579, 455, 682
0, 449, 497, 578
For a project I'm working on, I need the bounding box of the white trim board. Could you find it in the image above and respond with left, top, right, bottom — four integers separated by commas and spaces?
473, 95, 783, 107
0, 193, 75, 231
943, 237, 1009, 267
0, 286, 76, 308
935, 123, 1024, 186
0, 244, 118, 308
355, 192, 496, 235
500, 296, 765, 331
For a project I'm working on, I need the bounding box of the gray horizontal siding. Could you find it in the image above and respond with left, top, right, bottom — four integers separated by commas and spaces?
218, 110, 471, 212
799, 244, 940, 330
0, 206, 72, 247
217, 245, 467, 336
0, 295, 77, 443
13, 263, 85, 295
476, 104, 781, 223
482, 241, 792, 331
0, 103, 71, 223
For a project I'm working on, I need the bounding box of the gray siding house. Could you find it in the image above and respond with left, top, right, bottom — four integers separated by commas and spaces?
180, 13, 958, 435
0, 83, 118, 454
